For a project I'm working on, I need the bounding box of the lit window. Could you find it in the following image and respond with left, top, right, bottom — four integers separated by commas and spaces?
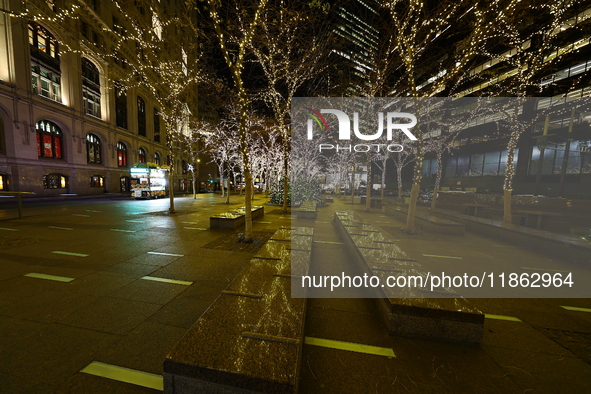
43, 173, 67, 189
90, 175, 104, 187
82, 58, 101, 118
138, 147, 147, 163
36, 120, 63, 159
154, 152, 161, 165
117, 142, 128, 167
29, 22, 60, 102
0, 173, 5, 190
86, 133, 101, 164
28, 22, 59, 59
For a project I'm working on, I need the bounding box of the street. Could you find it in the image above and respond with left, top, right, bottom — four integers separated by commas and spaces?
0, 195, 590, 393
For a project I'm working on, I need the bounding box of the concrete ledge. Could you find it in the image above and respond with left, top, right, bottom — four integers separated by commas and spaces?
296, 201, 317, 219
210, 206, 264, 230
383, 206, 465, 235
334, 211, 483, 345
164, 227, 313, 393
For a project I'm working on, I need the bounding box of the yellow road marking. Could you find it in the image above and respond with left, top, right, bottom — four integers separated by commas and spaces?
561, 306, 591, 313
485, 314, 522, 322
141, 276, 193, 286
24, 273, 75, 282
305, 337, 395, 357
422, 254, 463, 259
80, 361, 163, 390
51, 251, 89, 257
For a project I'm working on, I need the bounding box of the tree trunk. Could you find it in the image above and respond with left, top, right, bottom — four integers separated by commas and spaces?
243, 170, 253, 242
405, 183, 420, 233
168, 170, 175, 213
282, 154, 289, 213
503, 189, 512, 225
192, 177, 196, 199
224, 178, 230, 204
430, 187, 438, 210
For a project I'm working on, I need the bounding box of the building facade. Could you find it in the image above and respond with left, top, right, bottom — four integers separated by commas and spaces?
0, 0, 200, 196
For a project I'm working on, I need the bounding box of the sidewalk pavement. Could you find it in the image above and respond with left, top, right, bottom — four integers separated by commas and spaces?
0, 194, 590, 393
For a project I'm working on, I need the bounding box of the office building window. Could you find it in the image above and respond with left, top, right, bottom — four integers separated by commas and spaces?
154, 109, 160, 142
36, 120, 63, 159
29, 22, 60, 102
117, 142, 128, 167
43, 173, 67, 189
115, 83, 128, 129
90, 175, 104, 187
82, 58, 101, 118
138, 147, 147, 163
86, 133, 101, 164
137, 96, 146, 136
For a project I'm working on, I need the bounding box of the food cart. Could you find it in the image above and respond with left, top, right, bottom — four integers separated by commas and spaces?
130, 165, 167, 199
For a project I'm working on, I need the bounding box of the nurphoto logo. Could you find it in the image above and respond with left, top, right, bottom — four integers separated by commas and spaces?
303, 106, 417, 153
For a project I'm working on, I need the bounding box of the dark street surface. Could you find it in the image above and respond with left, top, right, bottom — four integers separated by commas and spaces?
0, 194, 590, 393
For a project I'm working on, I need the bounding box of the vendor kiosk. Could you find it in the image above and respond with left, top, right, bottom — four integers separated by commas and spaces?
130, 165, 167, 198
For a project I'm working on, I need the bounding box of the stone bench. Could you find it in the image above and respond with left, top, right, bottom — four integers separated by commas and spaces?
324, 196, 334, 203
210, 205, 264, 230
383, 206, 465, 235
296, 200, 317, 219
164, 227, 314, 393
334, 211, 484, 345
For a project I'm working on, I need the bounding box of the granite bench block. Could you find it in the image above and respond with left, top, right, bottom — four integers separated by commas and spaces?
210, 214, 246, 230
296, 201, 317, 219
254, 240, 291, 261
334, 211, 483, 345
164, 295, 304, 394
290, 235, 313, 251
165, 227, 314, 394
210, 206, 264, 230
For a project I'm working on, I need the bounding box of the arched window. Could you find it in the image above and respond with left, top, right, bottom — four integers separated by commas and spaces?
117, 142, 127, 167
137, 96, 146, 136
29, 22, 60, 102
138, 147, 147, 163
153, 108, 160, 142
82, 58, 101, 118
86, 133, 101, 164
115, 82, 127, 129
154, 152, 161, 165
90, 175, 104, 187
36, 120, 63, 159
43, 173, 67, 189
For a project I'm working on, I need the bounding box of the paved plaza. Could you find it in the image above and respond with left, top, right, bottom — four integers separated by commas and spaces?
0, 194, 590, 393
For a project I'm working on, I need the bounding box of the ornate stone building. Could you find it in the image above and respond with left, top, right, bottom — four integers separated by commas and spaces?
0, 0, 200, 196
